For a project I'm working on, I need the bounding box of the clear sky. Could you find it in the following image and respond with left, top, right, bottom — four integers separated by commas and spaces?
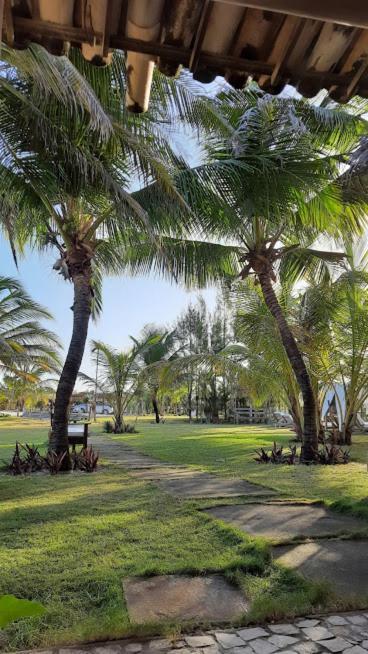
0, 239, 216, 380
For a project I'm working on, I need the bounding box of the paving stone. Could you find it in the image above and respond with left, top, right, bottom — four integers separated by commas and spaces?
346, 617, 368, 626
149, 640, 172, 650
59, 650, 89, 654
159, 475, 273, 498
269, 625, 300, 636
237, 629, 270, 641
296, 621, 320, 629
302, 627, 334, 642
345, 629, 368, 644
316, 638, 352, 652
201, 647, 222, 654
167, 650, 192, 654
225, 648, 253, 654
206, 504, 364, 541
125, 645, 143, 654
185, 637, 216, 648
91, 647, 123, 654
327, 627, 354, 640
277, 651, 298, 654
123, 575, 248, 623
268, 636, 299, 648
215, 633, 246, 649
326, 618, 349, 627
294, 644, 320, 654
249, 639, 279, 654
342, 647, 367, 654
273, 541, 368, 597
171, 642, 186, 649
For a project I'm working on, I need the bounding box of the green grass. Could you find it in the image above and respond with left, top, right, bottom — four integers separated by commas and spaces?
0, 416, 367, 650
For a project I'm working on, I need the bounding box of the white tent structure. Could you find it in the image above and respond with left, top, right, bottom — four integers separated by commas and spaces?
321, 383, 368, 432
321, 383, 346, 431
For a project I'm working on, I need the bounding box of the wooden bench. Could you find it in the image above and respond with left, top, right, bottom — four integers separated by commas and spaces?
232, 407, 265, 424
68, 423, 90, 451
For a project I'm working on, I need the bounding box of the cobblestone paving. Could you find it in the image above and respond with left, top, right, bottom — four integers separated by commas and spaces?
25, 613, 368, 654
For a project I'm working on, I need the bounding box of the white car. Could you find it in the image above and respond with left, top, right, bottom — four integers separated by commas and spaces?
72, 403, 113, 415
96, 403, 113, 415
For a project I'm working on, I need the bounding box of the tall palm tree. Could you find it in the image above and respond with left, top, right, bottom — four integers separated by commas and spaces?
0, 45, 197, 467
122, 94, 368, 462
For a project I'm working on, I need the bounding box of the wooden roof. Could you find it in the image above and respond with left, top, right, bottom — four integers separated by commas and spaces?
2, 1, 368, 111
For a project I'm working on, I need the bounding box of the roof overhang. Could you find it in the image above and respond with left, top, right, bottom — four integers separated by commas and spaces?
2, 0, 368, 112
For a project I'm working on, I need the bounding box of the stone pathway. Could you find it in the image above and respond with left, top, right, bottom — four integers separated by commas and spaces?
27, 612, 368, 654
91, 435, 368, 600
205, 504, 367, 542
123, 574, 248, 623
91, 436, 274, 498
274, 540, 368, 598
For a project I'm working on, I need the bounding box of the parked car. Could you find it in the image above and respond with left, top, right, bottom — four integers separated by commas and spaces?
71, 402, 114, 415
96, 403, 113, 415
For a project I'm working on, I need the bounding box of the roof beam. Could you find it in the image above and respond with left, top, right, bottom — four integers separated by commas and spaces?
211, 0, 368, 29
12, 16, 102, 45
110, 34, 363, 86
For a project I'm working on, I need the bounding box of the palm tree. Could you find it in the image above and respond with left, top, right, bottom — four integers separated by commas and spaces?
132, 325, 177, 423
301, 253, 368, 445
231, 281, 303, 438
0, 45, 198, 467
0, 276, 60, 376
87, 334, 162, 432
3, 367, 56, 416
122, 93, 368, 462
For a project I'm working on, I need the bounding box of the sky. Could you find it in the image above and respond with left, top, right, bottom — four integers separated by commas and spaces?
0, 239, 217, 379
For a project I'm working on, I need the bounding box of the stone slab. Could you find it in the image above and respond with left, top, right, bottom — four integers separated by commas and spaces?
205, 504, 365, 541
215, 633, 246, 649
301, 627, 333, 641
185, 636, 215, 647
237, 629, 269, 641
269, 625, 300, 636
274, 540, 368, 597
123, 574, 248, 623
158, 475, 273, 498
129, 468, 203, 481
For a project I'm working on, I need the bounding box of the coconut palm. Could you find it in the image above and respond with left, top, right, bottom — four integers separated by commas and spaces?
86, 334, 163, 432
2, 367, 56, 415
0, 45, 201, 466
0, 276, 60, 376
231, 281, 303, 438
123, 93, 368, 461
301, 253, 368, 444
131, 326, 177, 423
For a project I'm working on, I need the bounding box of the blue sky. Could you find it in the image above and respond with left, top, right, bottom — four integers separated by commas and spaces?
0, 239, 216, 378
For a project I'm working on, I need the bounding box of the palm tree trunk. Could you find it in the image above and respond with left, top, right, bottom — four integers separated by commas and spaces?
51, 269, 92, 469
258, 272, 318, 462
288, 394, 303, 441
152, 389, 160, 423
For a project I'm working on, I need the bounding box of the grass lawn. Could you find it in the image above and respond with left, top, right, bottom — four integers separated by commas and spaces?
0, 416, 367, 651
